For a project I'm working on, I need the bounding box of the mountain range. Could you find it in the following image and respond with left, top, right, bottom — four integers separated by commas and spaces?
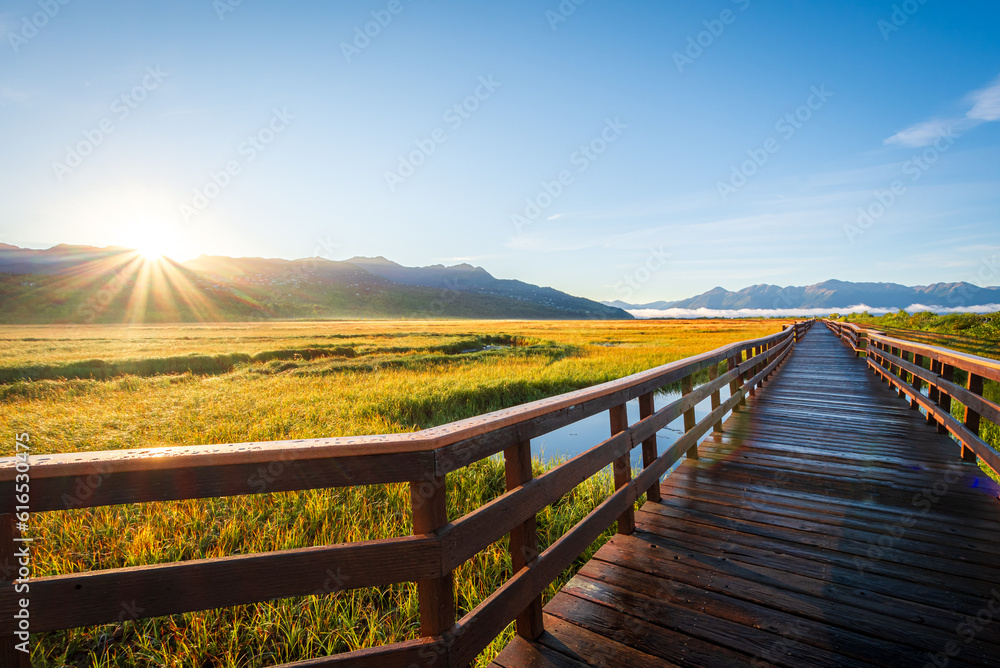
0, 244, 629, 323
603, 280, 1000, 311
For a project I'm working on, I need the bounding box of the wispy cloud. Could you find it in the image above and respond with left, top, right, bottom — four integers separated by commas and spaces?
885, 74, 1000, 147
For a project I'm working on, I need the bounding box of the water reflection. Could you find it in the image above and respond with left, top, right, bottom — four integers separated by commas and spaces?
532, 384, 734, 476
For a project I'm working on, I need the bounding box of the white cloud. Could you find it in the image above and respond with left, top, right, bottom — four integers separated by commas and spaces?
884, 119, 957, 148
885, 75, 1000, 147
629, 303, 1000, 319
967, 75, 1000, 122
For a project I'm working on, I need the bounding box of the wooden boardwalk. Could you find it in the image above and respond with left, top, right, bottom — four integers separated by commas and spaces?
492, 325, 1000, 667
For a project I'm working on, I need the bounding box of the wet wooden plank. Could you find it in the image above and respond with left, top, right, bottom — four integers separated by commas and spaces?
493, 324, 1000, 668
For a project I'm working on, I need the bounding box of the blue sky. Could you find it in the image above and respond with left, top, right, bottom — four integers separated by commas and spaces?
2, 0, 999, 303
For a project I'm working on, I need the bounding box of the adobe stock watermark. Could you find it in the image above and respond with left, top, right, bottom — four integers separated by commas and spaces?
945, 253, 1000, 309
12, 432, 32, 655
924, 589, 1000, 668
673, 0, 751, 73
340, 0, 415, 64
52, 67, 169, 182
852, 463, 962, 574
384, 75, 501, 192
717, 84, 833, 202
613, 247, 670, 302
179, 107, 294, 222
75, 270, 130, 324
213, 0, 244, 21
545, 0, 587, 31
843, 126, 957, 244
510, 117, 627, 234
7, 0, 72, 53
878, 0, 931, 41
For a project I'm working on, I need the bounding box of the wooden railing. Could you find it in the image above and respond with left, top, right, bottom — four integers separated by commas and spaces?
0, 320, 813, 667
824, 319, 1000, 478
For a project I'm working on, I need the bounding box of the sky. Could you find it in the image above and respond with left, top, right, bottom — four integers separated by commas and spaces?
2, 0, 1000, 304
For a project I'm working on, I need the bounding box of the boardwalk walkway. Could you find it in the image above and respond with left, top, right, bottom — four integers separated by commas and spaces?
492, 325, 1000, 667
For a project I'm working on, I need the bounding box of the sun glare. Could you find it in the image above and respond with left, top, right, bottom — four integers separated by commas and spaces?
123, 223, 189, 263
137, 244, 164, 261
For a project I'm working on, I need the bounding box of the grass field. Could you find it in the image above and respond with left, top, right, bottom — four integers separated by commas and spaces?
0, 319, 790, 667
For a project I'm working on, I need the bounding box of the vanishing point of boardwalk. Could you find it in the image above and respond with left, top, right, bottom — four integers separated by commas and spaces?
492, 325, 1000, 668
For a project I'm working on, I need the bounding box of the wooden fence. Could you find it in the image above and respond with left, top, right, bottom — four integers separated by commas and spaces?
0, 320, 813, 667
824, 319, 1000, 479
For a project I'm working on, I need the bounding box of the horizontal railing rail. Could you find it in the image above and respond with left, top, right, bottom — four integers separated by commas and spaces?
0, 320, 813, 667
824, 319, 1000, 478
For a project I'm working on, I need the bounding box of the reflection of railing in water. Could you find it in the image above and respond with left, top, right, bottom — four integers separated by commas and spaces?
0, 322, 814, 666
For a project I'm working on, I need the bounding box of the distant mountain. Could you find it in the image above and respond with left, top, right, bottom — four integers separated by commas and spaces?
0, 245, 631, 323
607, 280, 1000, 311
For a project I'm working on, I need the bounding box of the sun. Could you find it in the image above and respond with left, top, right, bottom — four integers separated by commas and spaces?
123, 223, 186, 262
136, 243, 164, 261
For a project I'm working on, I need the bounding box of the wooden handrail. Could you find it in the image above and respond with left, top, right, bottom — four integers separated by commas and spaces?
0, 321, 811, 666
822, 319, 1000, 479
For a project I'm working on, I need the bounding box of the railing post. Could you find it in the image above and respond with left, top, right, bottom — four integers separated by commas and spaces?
738, 350, 749, 407
910, 354, 923, 410
728, 354, 742, 412
938, 364, 953, 435
503, 441, 544, 639
927, 360, 941, 427
681, 375, 699, 459
609, 404, 635, 535
638, 392, 662, 503
708, 364, 723, 433
410, 477, 455, 639
892, 347, 906, 399
0, 514, 30, 668
748, 346, 758, 397
963, 373, 984, 463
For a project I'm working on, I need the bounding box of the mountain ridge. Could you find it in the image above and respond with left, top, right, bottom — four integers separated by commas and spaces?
606, 279, 1000, 311
0, 244, 631, 323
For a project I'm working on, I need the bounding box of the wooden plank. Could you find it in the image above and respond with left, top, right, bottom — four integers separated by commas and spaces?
545, 593, 759, 667
0, 535, 439, 633
489, 634, 590, 668
591, 535, 1000, 659
0, 450, 436, 514
537, 614, 681, 668
564, 565, 892, 668
272, 636, 446, 667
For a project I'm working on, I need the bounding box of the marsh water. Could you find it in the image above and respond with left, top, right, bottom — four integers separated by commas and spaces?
531, 384, 734, 474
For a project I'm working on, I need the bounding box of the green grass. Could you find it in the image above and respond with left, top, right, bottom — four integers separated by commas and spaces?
0, 319, 789, 667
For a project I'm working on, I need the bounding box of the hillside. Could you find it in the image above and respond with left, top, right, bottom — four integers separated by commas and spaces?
0, 245, 630, 323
